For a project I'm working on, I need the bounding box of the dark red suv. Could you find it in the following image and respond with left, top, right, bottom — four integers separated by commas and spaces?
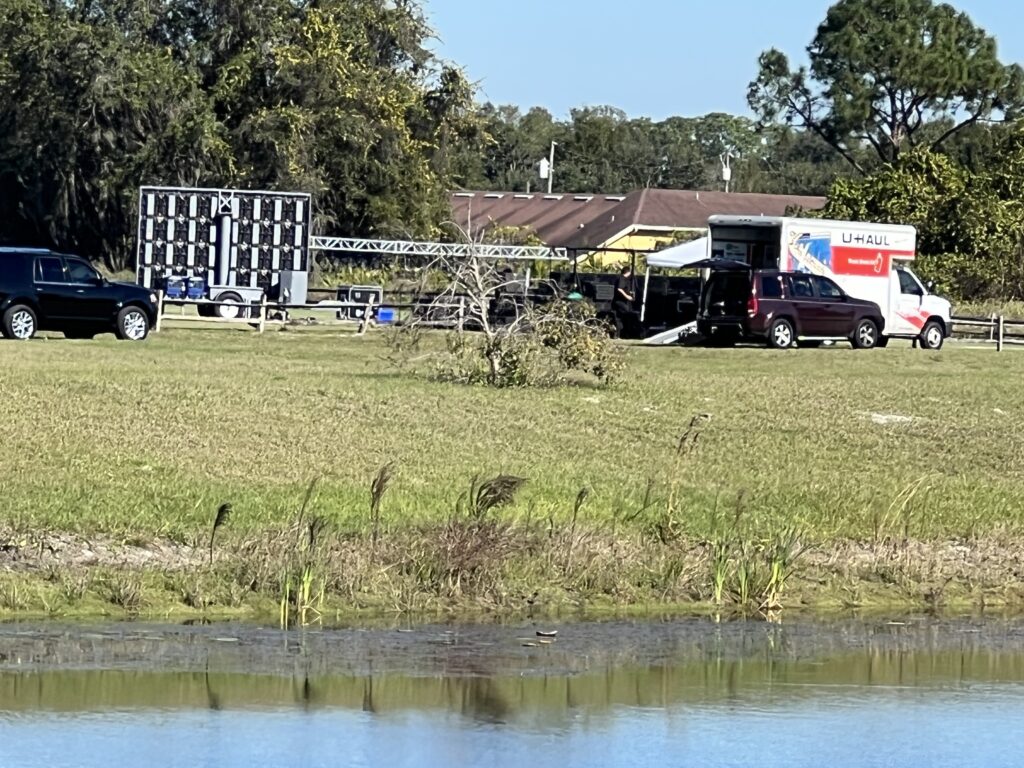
697, 269, 885, 349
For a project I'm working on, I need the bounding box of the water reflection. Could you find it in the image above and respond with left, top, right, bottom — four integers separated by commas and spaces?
1, 618, 1024, 768
2, 643, 1024, 723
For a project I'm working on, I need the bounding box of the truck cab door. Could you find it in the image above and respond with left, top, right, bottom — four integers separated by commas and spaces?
893, 267, 927, 334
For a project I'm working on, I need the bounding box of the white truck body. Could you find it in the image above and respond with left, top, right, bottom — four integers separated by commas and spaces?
707, 215, 953, 342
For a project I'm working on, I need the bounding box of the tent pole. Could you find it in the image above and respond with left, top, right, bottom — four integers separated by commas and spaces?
640, 265, 651, 324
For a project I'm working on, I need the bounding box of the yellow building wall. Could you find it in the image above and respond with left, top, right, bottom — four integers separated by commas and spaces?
584, 228, 704, 269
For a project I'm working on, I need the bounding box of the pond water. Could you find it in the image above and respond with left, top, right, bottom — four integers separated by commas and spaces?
1, 615, 1024, 768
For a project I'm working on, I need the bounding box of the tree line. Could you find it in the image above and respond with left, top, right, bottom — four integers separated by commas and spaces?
449, 106, 857, 197
2, 0, 1024, 299
0, 0, 479, 271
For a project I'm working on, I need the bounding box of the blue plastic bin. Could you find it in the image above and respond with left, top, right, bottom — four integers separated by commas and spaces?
165, 276, 186, 299
186, 278, 206, 300
376, 307, 396, 324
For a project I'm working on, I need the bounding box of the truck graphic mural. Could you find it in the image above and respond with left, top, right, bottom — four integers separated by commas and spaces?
784, 229, 913, 278
787, 231, 834, 276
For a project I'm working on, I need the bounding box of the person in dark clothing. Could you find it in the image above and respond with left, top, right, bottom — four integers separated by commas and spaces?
612, 266, 640, 338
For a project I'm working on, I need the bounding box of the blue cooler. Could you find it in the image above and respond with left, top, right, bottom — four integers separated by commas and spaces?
376, 307, 396, 324
186, 277, 206, 300
165, 276, 186, 299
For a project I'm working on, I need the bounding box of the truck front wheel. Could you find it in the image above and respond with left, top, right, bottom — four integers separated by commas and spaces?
919, 320, 945, 350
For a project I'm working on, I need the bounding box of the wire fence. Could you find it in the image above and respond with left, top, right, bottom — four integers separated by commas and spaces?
155, 292, 1024, 352
155, 292, 468, 335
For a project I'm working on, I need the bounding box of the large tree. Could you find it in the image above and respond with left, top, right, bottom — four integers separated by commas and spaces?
0, 0, 228, 269
735, 127, 866, 196
0, 0, 479, 267
821, 139, 1024, 300
748, 0, 1024, 171
209, 0, 477, 239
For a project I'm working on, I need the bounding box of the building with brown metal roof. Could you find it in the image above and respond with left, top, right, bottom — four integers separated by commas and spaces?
451, 188, 825, 257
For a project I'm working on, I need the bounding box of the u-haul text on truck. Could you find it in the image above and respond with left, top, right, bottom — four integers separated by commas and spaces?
707, 215, 952, 349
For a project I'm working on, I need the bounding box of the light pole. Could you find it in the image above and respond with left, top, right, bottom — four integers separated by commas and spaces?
539, 142, 558, 194
720, 150, 733, 194
547, 141, 557, 193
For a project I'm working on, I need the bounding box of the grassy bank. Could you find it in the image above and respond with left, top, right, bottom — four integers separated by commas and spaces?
2, 329, 1024, 618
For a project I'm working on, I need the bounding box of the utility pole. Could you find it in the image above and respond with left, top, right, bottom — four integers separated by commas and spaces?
547, 141, 557, 194
720, 150, 733, 194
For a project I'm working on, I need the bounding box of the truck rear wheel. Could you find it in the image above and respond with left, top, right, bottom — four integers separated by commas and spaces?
919, 320, 944, 350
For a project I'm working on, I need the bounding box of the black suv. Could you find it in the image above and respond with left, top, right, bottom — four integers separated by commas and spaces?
0, 248, 158, 341
698, 269, 885, 349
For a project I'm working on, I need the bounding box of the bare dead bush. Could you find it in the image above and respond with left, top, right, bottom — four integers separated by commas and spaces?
386, 236, 621, 387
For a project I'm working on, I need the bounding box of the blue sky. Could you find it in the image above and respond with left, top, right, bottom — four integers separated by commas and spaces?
423, 0, 1024, 120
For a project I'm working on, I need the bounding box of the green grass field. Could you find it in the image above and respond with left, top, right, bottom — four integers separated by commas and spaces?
3, 328, 1023, 543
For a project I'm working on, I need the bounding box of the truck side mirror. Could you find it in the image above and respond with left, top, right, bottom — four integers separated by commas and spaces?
926, 280, 935, 293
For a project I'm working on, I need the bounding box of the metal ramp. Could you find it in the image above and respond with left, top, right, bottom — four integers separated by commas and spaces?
642, 321, 699, 345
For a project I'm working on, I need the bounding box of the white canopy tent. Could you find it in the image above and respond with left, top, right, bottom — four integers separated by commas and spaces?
640, 237, 711, 326
645, 236, 709, 269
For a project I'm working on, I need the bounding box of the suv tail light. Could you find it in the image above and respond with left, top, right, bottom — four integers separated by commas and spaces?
747, 291, 759, 317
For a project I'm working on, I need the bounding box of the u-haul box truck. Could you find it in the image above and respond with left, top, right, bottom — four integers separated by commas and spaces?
707, 215, 952, 349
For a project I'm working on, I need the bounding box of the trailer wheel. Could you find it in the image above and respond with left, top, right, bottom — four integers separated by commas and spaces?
768, 318, 795, 349
852, 318, 879, 349
214, 292, 244, 319
919, 320, 944, 350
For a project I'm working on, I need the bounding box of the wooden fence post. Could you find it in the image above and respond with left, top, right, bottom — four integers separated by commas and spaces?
990, 313, 997, 343
155, 290, 164, 333
357, 301, 374, 336
258, 293, 268, 334
998, 315, 1005, 352
457, 296, 466, 333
